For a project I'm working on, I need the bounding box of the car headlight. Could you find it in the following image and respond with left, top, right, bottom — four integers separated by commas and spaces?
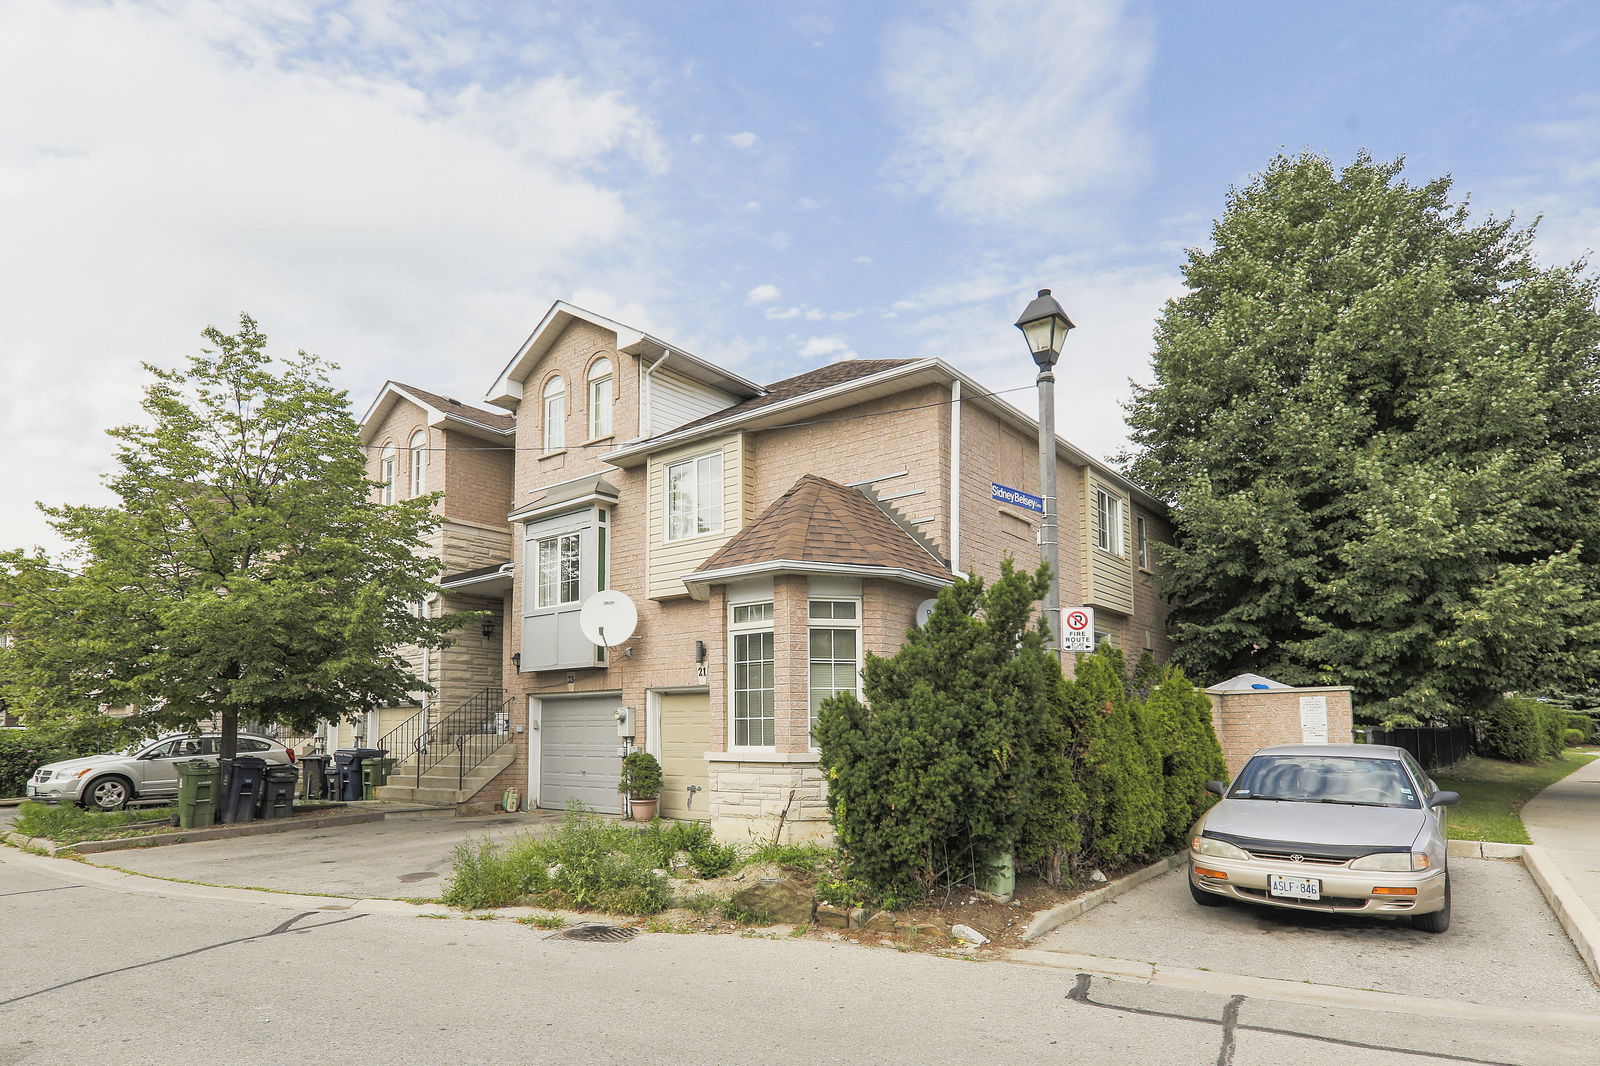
1191, 836, 1251, 861
1349, 851, 1429, 872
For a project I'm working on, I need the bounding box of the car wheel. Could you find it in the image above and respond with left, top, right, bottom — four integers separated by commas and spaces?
1189, 870, 1227, 907
83, 775, 132, 812
1411, 873, 1451, 934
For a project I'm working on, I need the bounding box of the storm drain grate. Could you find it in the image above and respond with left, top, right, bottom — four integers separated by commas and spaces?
547, 923, 638, 943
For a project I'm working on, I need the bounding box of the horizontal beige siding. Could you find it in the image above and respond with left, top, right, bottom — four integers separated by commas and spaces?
1085, 475, 1134, 615
646, 434, 749, 599
648, 366, 737, 435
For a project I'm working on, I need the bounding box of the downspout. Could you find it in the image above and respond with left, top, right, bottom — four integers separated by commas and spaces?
949, 380, 963, 576
642, 348, 671, 434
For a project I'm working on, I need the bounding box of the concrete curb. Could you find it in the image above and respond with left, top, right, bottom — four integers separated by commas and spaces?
1, 810, 382, 856
1021, 853, 1186, 942
1445, 839, 1526, 859
1522, 844, 1600, 985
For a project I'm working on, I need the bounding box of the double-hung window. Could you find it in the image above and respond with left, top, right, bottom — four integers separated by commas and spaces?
379, 445, 397, 505
730, 601, 775, 747
535, 532, 582, 608
1094, 486, 1124, 555
587, 357, 613, 439
666, 451, 723, 541
542, 376, 566, 452
409, 431, 427, 497
808, 599, 861, 745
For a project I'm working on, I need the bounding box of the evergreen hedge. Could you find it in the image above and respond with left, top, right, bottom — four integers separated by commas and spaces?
817, 563, 1227, 904
1478, 696, 1569, 763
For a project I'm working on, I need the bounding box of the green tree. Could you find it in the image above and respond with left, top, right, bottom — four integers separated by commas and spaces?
815, 561, 1053, 905
1072, 645, 1164, 867
1143, 665, 1227, 846
1125, 152, 1600, 725
0, 315, 455, 759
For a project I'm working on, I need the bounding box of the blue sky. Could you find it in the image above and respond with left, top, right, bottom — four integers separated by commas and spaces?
3, 0, 1598, 551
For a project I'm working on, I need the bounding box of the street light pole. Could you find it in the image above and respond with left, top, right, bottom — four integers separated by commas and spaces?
1015, 289, 1075, 661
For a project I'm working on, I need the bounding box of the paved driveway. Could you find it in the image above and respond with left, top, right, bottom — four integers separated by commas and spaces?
1033, 859, 1600, 1014
83, 808, 587, 899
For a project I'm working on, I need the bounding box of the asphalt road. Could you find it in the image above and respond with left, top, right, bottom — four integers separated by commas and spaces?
3, 847, 1597, 1065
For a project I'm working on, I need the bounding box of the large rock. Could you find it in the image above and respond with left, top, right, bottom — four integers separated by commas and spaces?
813, 903, 851, 928
726, 877, 813, 925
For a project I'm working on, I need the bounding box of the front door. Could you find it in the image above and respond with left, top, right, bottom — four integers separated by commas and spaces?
656, 690, 710, 821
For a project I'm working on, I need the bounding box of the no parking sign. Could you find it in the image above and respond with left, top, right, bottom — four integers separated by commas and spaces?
1063, 607, 1094, 652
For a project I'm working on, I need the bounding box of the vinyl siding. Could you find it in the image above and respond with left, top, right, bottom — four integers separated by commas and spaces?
646, 434, 749, 599
1084, 475, 1134, 616
647, 366, 738, 435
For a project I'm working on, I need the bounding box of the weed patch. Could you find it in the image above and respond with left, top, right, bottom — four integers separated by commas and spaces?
13, 802, 179, 845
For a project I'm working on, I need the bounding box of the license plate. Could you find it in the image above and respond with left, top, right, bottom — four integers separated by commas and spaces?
1269, 874, 1320, 900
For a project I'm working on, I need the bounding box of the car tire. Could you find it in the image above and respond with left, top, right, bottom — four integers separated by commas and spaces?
1411, 873, 1451, 934
1189, 870, 1227, 907
83, 775, 133, 812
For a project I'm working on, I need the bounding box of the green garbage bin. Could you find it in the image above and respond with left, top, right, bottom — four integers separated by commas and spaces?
361, 755, 396, 800
176, 759, 222, 829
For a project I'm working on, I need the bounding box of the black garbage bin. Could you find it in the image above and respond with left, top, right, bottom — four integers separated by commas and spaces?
222, 755, 268, 824
299, 753, 330, 800
260, 764, 298, 820
333, 748, 386, 802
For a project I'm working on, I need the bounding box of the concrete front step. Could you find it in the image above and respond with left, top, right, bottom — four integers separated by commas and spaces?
373, 744, 515, 806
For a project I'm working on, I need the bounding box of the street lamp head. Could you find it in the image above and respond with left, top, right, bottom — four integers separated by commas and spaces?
1015, 288, 1075, 369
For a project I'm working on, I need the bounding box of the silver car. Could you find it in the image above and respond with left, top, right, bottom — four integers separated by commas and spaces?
27, 733, 295, 812
1188, 743, 1460, 933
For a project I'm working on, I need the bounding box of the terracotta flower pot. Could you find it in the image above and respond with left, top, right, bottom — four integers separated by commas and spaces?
629, 798, 659, 821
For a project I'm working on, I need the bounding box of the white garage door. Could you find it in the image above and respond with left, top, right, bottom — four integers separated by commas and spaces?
539, 695, 621, 814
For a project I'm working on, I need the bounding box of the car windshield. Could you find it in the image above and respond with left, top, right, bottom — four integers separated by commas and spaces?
1228, 755, 1420, 809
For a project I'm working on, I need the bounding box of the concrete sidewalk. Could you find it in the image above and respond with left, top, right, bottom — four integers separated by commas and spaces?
1522, 752, 1600, 982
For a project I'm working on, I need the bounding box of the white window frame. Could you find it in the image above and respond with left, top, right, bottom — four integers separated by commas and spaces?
379, 444, 397, 505
665, 450, 724, 542
807, 598, 861, 748
542, 376, 566, 453
1135, 515, 1150, 571
729, 601, 775, 749
1094, 486, 1124, 556
535, 531, 583, 609
587, 356, 613, 440
408, 431, 427, 497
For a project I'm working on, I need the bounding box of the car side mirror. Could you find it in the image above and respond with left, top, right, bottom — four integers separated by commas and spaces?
1428, 791, 1460, 808
1204, 780, 1227, 797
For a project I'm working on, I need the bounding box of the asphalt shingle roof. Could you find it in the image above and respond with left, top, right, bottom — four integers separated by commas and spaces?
697, 474, 951, 581
664, 359, 916, 436
393, 382, 516, 433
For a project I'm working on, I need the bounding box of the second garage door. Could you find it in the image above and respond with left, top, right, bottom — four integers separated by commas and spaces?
539, 695, 621, 814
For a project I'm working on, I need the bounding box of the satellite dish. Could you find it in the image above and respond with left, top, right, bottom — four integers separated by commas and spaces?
915, 598, 938, 627
579, 590, 638, 647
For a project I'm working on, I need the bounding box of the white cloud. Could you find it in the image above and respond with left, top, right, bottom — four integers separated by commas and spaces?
880, 0, 1152, 225
797, 334, 858, 361
726, 131, 759, 149
746, 283, 782, 305
0, 0, 665, 551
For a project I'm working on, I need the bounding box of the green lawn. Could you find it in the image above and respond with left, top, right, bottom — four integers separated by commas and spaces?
1431, 751, 1597, 844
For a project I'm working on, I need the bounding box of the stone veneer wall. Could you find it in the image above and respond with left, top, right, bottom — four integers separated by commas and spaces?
708, 759, 831, 843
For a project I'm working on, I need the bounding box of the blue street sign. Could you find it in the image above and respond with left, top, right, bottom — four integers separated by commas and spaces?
991, 482, 1044, 514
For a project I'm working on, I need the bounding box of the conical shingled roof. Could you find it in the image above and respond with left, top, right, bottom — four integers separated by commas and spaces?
696, 474, 952, 582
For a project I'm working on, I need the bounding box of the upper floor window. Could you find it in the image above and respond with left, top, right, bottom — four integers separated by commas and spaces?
408, 431, 427, 497
665, 451, 723, 541
1094, 486, 1124, 555
542, 376, 566, 452
379, 444, 397, 505
1135, 515, 1150, 570
587, 357, 613, 440
535, 532, 582, 608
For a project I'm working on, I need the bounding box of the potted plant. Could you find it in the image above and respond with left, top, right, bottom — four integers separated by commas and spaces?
618, 750, 662, 820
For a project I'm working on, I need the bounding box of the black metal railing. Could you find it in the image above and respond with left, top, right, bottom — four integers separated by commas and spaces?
1360, 724, 1474, 771
375, 706, 433, 788
416, 688, 515, 793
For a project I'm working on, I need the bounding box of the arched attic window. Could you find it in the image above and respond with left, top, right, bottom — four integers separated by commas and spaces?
379, 444, 397, 505
587, 356, 613, 440
543, 376, 566, 452
409, 430, 427, 496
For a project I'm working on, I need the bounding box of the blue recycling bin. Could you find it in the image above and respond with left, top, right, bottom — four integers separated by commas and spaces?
333, 748, 386, 802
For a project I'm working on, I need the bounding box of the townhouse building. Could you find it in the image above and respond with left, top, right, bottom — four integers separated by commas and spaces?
422, 301, 1177, 841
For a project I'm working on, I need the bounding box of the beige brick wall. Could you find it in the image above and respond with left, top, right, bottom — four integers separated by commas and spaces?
1207, 687, 1355, 777
440, 425, 514, 529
